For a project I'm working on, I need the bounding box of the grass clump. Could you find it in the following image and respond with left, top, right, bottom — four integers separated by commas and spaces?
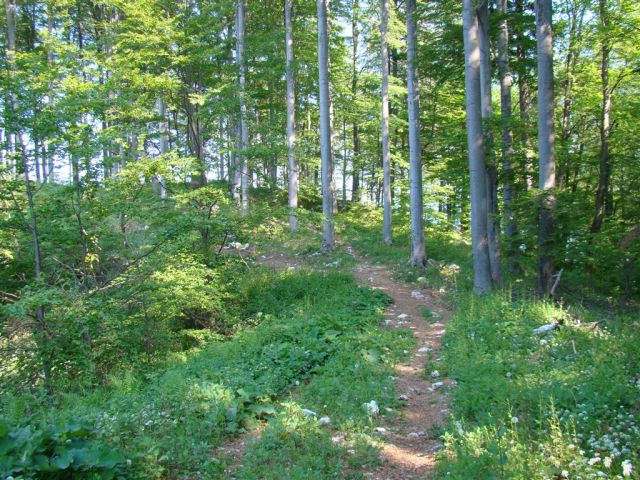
438, 292, 640, 479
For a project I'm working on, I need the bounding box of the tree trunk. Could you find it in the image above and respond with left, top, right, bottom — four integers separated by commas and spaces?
463, 0, 492, 293
478, 1, 502, 286
535, 0, 557, 296
4, 0, 16, 171
317, 0, 334, 252
381, 0, 392, 246
406, 0, 425, 266
351, 0, 361, 204
557, 1, 584, 189
237, 0, 249, 214
285, 0, 298, 231
590, 0, 611, 235
497, 0, 519, 273
515, 0, 535, 190
156, 98, 168, 198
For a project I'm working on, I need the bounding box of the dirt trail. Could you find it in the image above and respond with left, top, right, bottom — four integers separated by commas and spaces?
351, 252, 452, 480
218, 247, 452, 479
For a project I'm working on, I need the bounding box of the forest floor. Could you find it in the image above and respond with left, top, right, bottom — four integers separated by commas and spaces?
219, 242, 453, 479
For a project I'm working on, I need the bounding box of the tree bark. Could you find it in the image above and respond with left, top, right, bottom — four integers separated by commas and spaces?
478, 1, 502, 286
406, 0, 425, 266
497, 0, 519, 273
535, 0, 557, 296
236, 0, 249, 214
156, 98, 168, 198
590, 0, 611, 235
285, 0, 298, 231
317, 0, 334, 252
381, 0, 392, 246
351, 0, 361, 204
463, 0, 492, 293
515, 0, 534, 190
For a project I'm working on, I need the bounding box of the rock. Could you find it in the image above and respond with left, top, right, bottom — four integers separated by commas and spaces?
417, 276, 427, 283
398, 394, 409, 401
429, 381, 444, 392
411, 291, 425, 299
408, 432, 420, 438
375, 427, 387, 434
418, 347, 431, 353
397, 313, 409, 319
430, 370, 440, 378
302, 409, 318, 418
319, 416, 331, 424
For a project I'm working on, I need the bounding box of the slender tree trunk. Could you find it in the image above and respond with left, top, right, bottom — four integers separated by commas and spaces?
237, 0, 249, 214
156, 98, 168, 198
219, 116, 225, 181
497, 0, 519, 273
557, 2, 584, 189
478, 1, 502, 286
590, 0, 611, 235
285, 0, 298, 231
351, 0, 361, 204
317, 0, 334, 252
535, 0, 557, 296
463, 0, 492, 293
381, 0, 392, 246
515, 0, 535, 190
406, 0, 425, 266
4, 0, 16, 171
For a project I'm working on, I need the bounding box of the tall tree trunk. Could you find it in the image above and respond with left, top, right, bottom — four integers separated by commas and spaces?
515, 0, 534, 190
285, 0, 298, 231
381, 0, 392, 246
236, 0, 249, 214
317, 0, 334, 252
535, 0, 557, 296
463, 0, 492, 293
155, 98, 168, 198
590, 0, 611, 235
219, 116, 225, 181
406, 0, 425, 266
478, 0, 502, 286
497, 0, 519, 273
557, 1, 584, 189
351, 0, 361, 204
4, 0, 16, 170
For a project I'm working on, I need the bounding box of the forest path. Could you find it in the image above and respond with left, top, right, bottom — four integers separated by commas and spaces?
219, 246, 452, 479
349, 247, 451, 480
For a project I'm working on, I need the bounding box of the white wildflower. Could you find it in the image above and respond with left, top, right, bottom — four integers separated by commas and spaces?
603, 457, 612, 468
622, 460, 633, 477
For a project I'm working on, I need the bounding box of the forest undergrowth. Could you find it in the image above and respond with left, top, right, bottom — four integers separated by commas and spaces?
340, 206, 640, 480
2, 196, 639, 479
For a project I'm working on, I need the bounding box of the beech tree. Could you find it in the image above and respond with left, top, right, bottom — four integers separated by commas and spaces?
535, 0, 557, 295
285, 0, 298, 231
317, 0, 335, 252
381, 0, 392, 246
406, 0, 425, 266
463, 0, 492, 293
